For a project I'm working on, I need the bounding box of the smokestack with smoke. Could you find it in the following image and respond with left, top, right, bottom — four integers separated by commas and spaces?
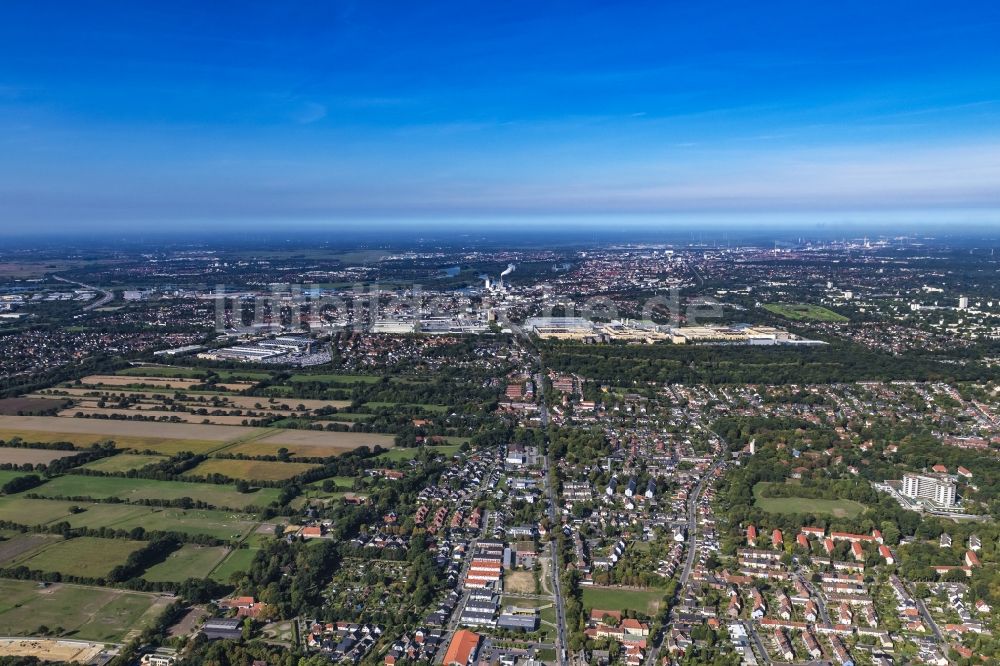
500, 263, 515, 278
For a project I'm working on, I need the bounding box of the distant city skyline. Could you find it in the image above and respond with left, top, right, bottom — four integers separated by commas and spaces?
1, 1, 999, 233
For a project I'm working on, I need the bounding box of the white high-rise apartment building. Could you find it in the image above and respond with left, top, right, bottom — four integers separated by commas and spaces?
902, 473, 957, 507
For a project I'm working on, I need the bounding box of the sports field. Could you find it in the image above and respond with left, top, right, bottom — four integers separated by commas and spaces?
0, 580, 170, 642
752, 482, 867, 517
210, 545, 260, 583
142, 545, 231, 582
184, 458, 318, 482
12, 536, 146, 578
27, 475, 281, 510
763, 303, 849, 322
581, 586, 664, 615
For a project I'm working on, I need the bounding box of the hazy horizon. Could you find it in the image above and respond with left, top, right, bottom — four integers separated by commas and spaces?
2, 1, 1000, 233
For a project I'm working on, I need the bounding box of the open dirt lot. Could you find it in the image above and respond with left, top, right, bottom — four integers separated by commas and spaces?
0, 638, 108, 662
504, 570, 536, 594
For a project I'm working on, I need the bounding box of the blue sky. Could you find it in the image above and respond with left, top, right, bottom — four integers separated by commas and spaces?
1, 1, 999, 234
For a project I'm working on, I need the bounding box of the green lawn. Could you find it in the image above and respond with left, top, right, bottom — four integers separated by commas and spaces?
142, 544, 231, 582
14, 536, 146, 579
753, 482, 867, 517
763, 303, 849, 322
0, 579, 168, 642
28, 475, 282, 510
581, 586, 664, 615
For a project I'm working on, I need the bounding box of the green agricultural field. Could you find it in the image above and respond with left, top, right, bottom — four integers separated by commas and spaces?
753, 482, 867, 518
0, 470, 33, 488
116, 366, 207, 378
289, 373, 382, 384
142, 544, 231, 582
80, 453, 164, 473
0, 579, 170, 642
364, 402, 448, 413
0, 496, 258, 540
184, 458, 318, 482
14, 536, 146, 579
117, 367, 272, 382
318, 412, 374, 422
581, 586, 664, 615
28, 475, 282, 510
0, 496, 88, 525
763, 303, 849, 322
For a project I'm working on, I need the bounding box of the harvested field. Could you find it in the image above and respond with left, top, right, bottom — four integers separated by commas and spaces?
0, 415, 259, 442
0, 397, 68, 416
79, 375, 255, 391
185, 458, 318, 482
0, 447, 80, 466
41, 390, 350, 414
58, 407, 252, 425
0, 533, 60, 566
257, 430, 396, 450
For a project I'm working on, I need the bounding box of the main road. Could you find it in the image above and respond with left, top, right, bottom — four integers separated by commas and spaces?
543, 447, 568, 665
53, 275, 114, 311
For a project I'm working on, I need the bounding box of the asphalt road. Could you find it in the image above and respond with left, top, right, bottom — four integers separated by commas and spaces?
543, 449, 568, 666
646, 456, 725, 666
